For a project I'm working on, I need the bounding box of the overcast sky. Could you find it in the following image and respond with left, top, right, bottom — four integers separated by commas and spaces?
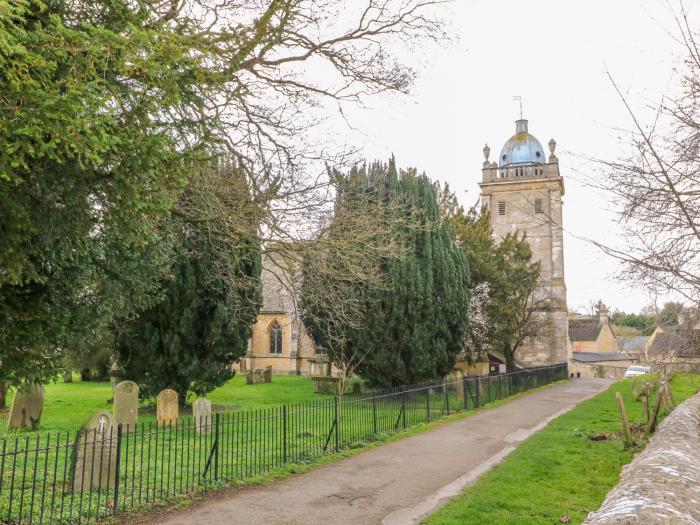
333, 0, 693, 315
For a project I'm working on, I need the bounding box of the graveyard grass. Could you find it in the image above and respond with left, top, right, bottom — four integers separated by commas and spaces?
0, 374, 324, 435
423, 372, 700, 525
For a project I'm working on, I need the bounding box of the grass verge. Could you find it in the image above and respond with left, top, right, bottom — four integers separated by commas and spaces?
423, 373, 700, 525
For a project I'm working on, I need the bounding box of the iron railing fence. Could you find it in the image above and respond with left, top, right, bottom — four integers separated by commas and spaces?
0, 363, 567, 524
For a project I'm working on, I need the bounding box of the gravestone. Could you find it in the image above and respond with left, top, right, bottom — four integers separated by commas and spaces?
263, 366, 272, 383
113, 380, 139, 431
246, 370, 254, 385
62, 371, 73, 383
192, 398, 212, 434
72, 410, 117, 491
156, 389, 179, 426
253, 369, 263, 384
8, 384, 45, 430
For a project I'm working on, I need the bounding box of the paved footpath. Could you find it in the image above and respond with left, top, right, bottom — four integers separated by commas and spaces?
156, 378, 612, 525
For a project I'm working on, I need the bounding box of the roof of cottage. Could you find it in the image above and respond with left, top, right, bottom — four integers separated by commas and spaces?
646, 327, 700, 358
571, 352, 635, 363
620, 336, 649, 353
569, 319, 603, 342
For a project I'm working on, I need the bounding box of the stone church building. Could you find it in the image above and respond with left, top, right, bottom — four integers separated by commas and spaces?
479, 119, 569, 367
240, 253, 319, 376
242, 118, 570, 376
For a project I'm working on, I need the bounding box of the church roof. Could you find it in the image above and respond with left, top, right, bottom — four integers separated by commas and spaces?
569, 319, 603, 342
498, 119, 547, 167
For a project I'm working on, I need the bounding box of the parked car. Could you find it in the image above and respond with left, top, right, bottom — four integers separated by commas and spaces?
624, 365, 651, 378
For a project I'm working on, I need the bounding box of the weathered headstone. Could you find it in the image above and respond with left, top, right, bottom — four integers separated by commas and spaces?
73, 410, 117, 491
193, 398, 212, 434
156, 389, 179, 426
8, 384, 45, 430
62, 371, 73, 383
253, 369, 263, 384
263, 366, 272, 383
246, 370, 254, 385
113, 380, 139, 431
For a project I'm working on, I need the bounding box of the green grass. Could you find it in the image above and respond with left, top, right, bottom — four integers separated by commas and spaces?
423, 373, 700, 525
1, 374, 324, 435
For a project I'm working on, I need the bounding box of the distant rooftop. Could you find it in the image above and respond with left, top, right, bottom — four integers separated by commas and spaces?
571, 352, 637, 363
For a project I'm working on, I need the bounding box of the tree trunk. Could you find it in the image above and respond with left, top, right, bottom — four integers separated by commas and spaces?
0, 382, 6, 410
505, 343, 516, 372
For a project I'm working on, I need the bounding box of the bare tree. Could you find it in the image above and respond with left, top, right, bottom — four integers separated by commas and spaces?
590, 5, 700, 307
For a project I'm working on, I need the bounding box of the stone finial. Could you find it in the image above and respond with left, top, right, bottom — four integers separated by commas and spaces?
482, 144, 491, 169
490, 161, 498, 169
548, 138, 558, 163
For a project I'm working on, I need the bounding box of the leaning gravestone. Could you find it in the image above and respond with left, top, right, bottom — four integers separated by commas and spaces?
156, 389, 179, 426
113, 380, 139, 431
246, 370, 254, 385
193, 398, 212, 435
73, 410, 117, 491
263, 367, 272, 383
253, 369, 263, 384
8, 384, 45, 430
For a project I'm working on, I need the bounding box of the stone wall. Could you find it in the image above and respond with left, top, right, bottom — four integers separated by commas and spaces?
568, 361, 637, 380
584, 391, 700, 524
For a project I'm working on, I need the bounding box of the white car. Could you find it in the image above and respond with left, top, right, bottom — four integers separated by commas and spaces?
624, 365, 651, 378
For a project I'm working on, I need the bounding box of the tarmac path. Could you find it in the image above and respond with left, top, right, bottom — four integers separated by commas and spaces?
155, 378, 613, 525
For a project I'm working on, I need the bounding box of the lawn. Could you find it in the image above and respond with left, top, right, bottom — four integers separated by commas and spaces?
1, 374, 323, 435
423, 373, 700, 525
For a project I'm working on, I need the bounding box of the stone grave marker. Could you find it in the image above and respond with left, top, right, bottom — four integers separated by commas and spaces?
193, 398, 212, 434
246, 370, 254, 385
156, 389, 179, 426
8, 384, 45, 430
113, 380, 139, 431
253, 369, 263, 384
263, 366, 272, 383
62, 371, 73, 383
73, 410, 117, 491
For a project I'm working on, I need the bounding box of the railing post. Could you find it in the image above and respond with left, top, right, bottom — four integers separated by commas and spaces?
475, 376, 481, 408
445, 382, 450, 415
463, 377, 469, 411
426, 388, 430, 422
214, 413, 220, 482
401, 392, 406, 430
283, 405, 287, 463
334, 396, 339, 452
113, 423, 123, 516
372, 397, 377, 434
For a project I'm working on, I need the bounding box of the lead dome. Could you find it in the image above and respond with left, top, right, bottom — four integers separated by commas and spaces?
498, 119, 546, 167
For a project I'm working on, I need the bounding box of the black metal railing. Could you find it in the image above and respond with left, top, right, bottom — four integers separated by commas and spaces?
0, 363, 567, 524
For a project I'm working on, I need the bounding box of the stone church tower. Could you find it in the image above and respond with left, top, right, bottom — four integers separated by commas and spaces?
479, 119, 569, 367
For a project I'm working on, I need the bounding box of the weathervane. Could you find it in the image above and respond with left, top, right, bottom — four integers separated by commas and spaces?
513, 95, 523, 119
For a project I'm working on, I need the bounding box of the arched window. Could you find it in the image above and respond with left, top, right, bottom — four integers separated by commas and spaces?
269, 321, 283, 354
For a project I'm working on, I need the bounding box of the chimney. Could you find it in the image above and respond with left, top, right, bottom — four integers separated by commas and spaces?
598, 301, 608, 325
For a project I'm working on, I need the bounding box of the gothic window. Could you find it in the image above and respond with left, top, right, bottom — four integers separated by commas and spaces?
497, 201, 506, 216
269, 321, 283, 354
534, 198, 544, 214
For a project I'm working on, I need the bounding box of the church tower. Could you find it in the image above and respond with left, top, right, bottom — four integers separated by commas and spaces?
479, 119, 568, 367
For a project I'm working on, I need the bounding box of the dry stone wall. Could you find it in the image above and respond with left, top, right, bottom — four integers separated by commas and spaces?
584, 391, 700, 525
